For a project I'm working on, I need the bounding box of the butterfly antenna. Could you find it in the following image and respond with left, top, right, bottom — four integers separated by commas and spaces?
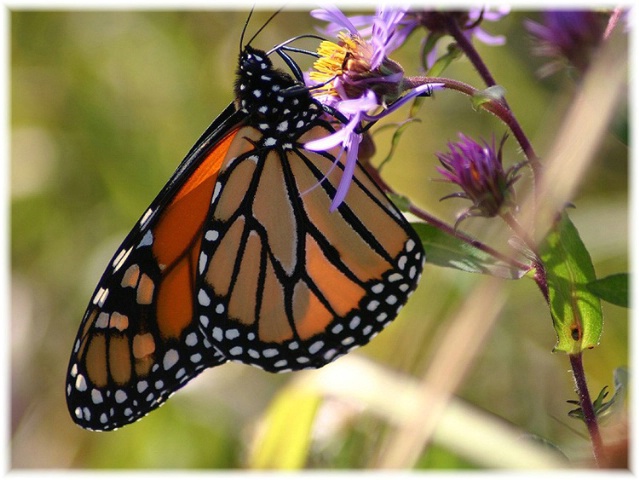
245, 7, 284, 48
239, 7, 255, 54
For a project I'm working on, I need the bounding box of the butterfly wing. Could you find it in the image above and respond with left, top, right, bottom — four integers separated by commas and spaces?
196, 121, 424, 372
66, 108, 245, 431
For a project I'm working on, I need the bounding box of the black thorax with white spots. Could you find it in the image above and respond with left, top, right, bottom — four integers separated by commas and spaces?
235, 46, 321, 146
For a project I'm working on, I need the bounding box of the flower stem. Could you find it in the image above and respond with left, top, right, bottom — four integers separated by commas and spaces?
569, 352, 606, 466
444, 14, 500, 90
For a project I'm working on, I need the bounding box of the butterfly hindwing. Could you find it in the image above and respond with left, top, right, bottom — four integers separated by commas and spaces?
194, 47, 425, 372
195, 123, 424, 372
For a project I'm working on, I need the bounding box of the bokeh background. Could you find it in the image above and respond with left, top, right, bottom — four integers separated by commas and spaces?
10, 9, 628, 469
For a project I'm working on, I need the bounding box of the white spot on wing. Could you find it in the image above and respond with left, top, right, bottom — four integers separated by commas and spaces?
163, 349, 179, 370
115, 390, 127, 403
212, 182, 222, 204
367, 300, 380, 311
277, 121, 288, 132
199, 252, 208, 274
95, 312, 109, 329
198, 289, 210, 307
308, 341, 324, 354
75, 374, 87, 392
212, 327, 223, 342
185, 332, 198, 346
262, 348, 278, 358
140, 208, 154, 227
91, 389, 103, 404
93, 287, 109, 307
388, 273, 403, 283
138, 230, 153, 248
112, 247, 132, 272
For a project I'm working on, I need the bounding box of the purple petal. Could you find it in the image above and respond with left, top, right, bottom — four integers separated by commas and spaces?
481, 6, 511, 21
304, 125, 351, 151
425, 44, 439, 70
370, 6, 411, 68
330, 134, 361, 211
472, 28, 506, 46
305, 111, 361, 151
311, 6, 358, 35
336, 90, 379, 115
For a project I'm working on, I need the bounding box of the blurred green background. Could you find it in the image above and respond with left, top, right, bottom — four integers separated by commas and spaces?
11, 10, 627, 469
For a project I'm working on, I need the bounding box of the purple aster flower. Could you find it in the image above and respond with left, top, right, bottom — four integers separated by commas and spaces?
524, 10, 609, 77
309, 6, 408, 104
306, 6, 442, 211
436, 133, 521, 225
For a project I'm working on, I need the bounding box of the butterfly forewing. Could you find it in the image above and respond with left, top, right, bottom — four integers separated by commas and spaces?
66, 126, 242, 431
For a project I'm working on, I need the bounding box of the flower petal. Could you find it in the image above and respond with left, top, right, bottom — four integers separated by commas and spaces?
330, 134, 361, 211
305, 111, 361, 151
311, 6, 358, 35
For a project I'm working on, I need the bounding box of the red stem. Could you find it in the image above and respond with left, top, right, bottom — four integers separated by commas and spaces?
569, 353, 606, 466
444, 14, 500, 90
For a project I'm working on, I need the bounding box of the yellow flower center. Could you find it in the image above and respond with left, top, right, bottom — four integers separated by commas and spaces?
309, 32, 365, 97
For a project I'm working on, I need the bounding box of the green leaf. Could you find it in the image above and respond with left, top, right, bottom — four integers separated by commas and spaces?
411, 223, 526, 279
388, 193, 411, 212
425, 38, 461, 76
587, 273, 629, 308
539, 212, 603, 354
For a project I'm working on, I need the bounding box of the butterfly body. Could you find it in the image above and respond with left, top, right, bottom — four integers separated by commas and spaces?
67, 44, 424, 431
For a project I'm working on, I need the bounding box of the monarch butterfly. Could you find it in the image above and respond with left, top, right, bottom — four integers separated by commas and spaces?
66, 17, 425, 431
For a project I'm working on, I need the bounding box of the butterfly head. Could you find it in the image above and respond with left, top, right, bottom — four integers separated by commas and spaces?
234, 45, 322, 140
